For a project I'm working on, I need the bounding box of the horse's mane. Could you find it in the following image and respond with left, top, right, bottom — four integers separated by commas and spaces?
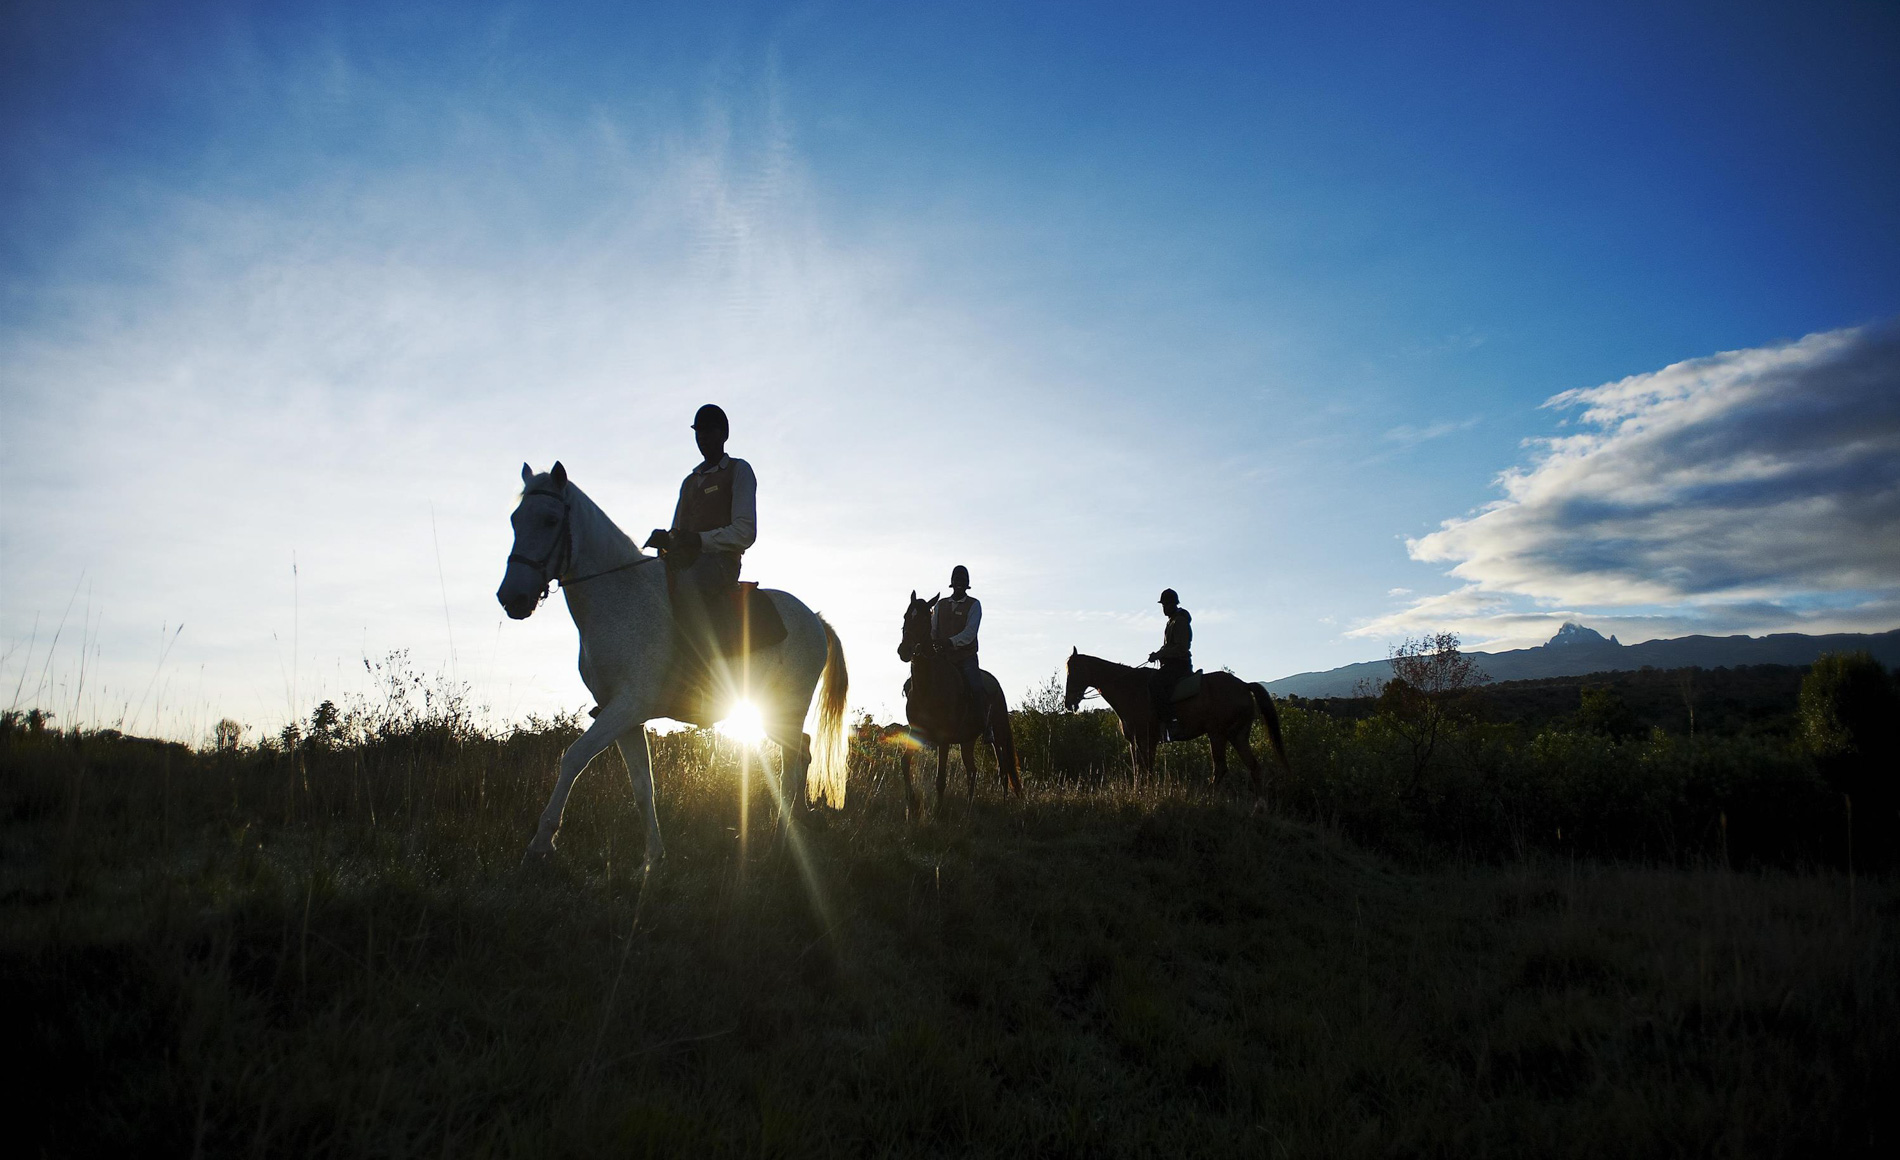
1072, 651, 1143, 680
526, 473, 643, 565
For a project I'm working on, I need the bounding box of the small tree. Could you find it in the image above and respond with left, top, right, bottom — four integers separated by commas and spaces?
1801, 651, 1898, 816
1381, 632, 1488, 792
1023, 671, 1064, 715
1577, 684, 1638, 741
305, 699, 345, 750
213, 718, 245, 752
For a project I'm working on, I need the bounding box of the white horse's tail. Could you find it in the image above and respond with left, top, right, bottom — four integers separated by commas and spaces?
808, 617, 850, 808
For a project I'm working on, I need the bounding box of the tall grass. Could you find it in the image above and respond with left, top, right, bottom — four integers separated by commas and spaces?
3, 671, 1896, 1156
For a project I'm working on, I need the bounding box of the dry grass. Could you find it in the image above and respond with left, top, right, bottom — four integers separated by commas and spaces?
3, 720, 1895, 1157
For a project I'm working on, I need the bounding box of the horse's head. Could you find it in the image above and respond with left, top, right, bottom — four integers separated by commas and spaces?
496, 461, 570, 620
897, 591, 937, 662
1064, 646, 1088, 712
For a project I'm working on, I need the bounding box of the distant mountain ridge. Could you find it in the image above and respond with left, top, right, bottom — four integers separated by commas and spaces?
1263, 624, 1900, 698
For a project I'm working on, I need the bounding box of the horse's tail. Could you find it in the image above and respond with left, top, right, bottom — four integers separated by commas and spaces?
808, 617, 850, 808
987, 677, 1023, 796
1249, 682, 1292, 773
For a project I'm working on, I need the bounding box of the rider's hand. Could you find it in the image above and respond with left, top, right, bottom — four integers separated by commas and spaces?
645, 529, 671, 552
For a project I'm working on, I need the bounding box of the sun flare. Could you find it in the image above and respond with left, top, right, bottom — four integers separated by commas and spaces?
715, 700, 767, 747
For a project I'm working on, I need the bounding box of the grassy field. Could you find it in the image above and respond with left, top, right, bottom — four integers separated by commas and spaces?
4, 717, 1895, 1157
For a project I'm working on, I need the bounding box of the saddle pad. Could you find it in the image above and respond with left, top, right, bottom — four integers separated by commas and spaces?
1170, 671, 1203, 702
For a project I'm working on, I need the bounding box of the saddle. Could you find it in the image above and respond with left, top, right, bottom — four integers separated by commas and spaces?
694, 581, 788, 657
1166, 671, 1203, 702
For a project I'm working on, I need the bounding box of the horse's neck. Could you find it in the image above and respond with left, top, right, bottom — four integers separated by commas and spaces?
1084, 656, 1146, 713
563, 483, 640, 574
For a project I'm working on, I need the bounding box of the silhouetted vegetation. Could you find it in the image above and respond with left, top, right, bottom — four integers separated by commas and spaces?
3, 647, 1896, 1154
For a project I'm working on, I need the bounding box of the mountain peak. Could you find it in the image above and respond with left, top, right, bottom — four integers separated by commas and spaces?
1547, 622, 1619, 647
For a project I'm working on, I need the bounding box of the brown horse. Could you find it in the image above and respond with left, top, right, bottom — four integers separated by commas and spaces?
895, 592, 1022, 816
1063, 648, 1289, 797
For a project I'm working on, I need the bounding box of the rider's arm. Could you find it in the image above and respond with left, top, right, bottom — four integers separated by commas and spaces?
698, 458, 757, 554
949, 599, 981, 648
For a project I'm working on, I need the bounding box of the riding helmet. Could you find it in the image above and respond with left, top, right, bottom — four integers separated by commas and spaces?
1159, 588, 1179, 605
951, 565, 971, 590
691, 403, 730, 439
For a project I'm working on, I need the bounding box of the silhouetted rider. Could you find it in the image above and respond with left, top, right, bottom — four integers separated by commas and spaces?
1148, 588, 1192, 734
933, 565, 987, 731
645, 404, 757, 648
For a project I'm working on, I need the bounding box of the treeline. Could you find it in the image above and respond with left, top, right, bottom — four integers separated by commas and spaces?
972, 649, 1897, 868
7, 647, 1894, 872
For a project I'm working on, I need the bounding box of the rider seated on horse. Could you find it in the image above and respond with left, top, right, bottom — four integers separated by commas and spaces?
644, 403, 756, 655
1147, 587, 1192, 738
933, 565, 989, 735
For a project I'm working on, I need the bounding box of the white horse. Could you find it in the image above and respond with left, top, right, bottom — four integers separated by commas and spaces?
495, 462, 848, 868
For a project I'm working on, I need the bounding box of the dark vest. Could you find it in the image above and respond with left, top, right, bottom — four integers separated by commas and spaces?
675, 461, 735, 536
933, 597, 977, 659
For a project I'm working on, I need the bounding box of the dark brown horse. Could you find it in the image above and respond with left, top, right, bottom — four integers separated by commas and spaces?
895, 592, 1022, 816
1063, 649, 1289, 797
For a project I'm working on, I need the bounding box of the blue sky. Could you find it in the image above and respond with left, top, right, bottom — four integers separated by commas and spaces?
4, 1, 1897, 737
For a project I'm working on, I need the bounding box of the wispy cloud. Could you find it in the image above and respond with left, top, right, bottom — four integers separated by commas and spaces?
1382, 416, 1481, 446
0, 64, 1225, 732
1397, 328, 1486, 360
1357, 323, 1900, 646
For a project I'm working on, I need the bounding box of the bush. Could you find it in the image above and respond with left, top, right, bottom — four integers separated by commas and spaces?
1800, 651, 1899, 864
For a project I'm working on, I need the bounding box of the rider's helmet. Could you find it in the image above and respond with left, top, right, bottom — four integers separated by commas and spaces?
951, 565, 971, 590
691, 403, 730, 440
1159, 588, 1179, 606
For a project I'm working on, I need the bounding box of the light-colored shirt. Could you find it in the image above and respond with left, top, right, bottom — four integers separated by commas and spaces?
932, 594, 982, 649
671, 454, 758, 556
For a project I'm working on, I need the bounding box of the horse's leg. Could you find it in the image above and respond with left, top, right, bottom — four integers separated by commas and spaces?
1208, 731, 1228, 799
1132, 730, 1157, 793
961, 739, 977, 804
525, 698, 644, 863
612, 731, 664, 870
788, 731, 812, 812
1231, 725, 1265, 803
936, 742, 950, 809
760, 723, 810, 850
900, 749, 919, 822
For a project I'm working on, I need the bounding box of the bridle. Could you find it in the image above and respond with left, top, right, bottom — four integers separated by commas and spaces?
898, 601, 939, 664
508, 485, 656, 598
1063, 654, 1105, 712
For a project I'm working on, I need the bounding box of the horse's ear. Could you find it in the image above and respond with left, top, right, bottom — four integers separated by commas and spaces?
550, 461, 568, 487
928, 593, 940, 607
1070, 646, 1078, 657
909, 589, 916, 602
521, 462, 534, 484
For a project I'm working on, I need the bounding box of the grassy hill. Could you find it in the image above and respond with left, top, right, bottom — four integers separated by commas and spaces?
3, 715, 1894, 1157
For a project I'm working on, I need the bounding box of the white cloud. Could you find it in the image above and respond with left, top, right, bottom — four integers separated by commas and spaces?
1358, 323, 1900, 646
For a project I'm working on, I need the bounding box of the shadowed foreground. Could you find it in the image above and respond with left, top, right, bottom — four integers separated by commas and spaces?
3, 722, 1894, 1157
